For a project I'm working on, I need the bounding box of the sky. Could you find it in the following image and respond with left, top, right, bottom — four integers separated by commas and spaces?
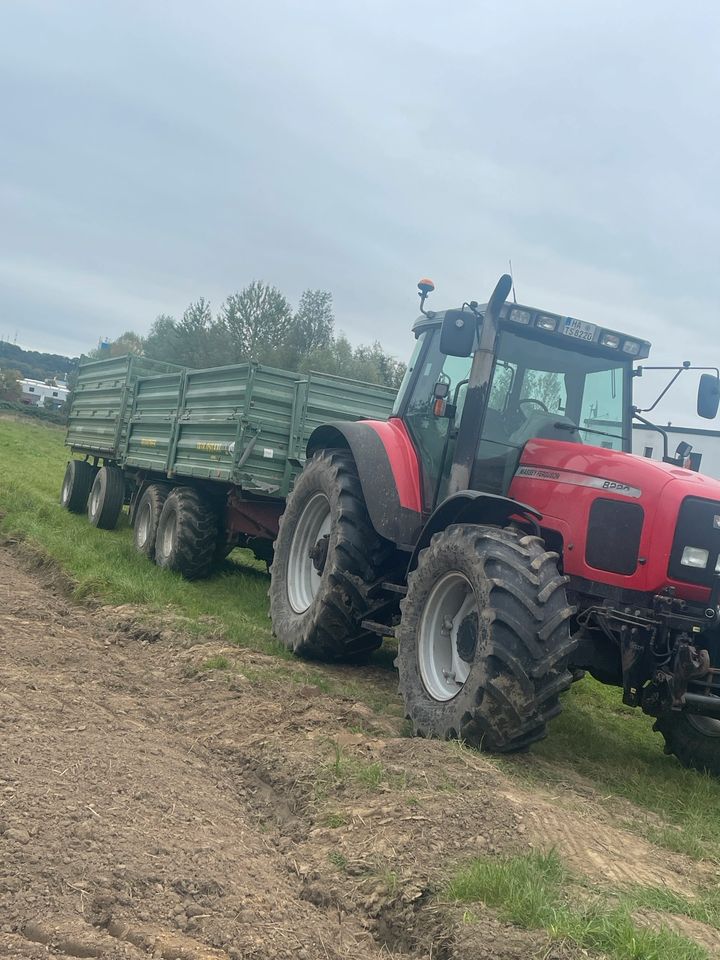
1, 0, 719, 425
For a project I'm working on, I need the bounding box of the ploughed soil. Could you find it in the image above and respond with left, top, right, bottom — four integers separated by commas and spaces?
1, 544, 718, 960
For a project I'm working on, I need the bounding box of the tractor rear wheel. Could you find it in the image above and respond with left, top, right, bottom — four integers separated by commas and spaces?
155, 487, 219, 580
60, 460, 97, 513
396, 524, 576, 752
269, 448, 389, 660
133, 484, 169, 560
87, 466, 125, 530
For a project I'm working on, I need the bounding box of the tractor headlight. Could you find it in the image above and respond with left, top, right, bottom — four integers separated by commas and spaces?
509, 308, 532, 325
622, 340, 641, 356
600, 332, 621, 349
681, 546, 710, 569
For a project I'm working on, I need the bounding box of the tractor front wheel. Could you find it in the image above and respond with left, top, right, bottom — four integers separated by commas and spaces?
653, 633, 720, 775
270, 448, 389, 660
396, 524, 575, 753
654, 713, 720, 776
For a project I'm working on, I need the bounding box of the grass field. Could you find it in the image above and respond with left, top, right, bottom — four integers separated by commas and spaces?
2, 413, 720, 871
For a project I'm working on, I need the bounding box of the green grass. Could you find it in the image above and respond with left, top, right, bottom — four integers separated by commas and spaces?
202, 654, 231, 671
447, 850, 709, 960
529, 678, 720, 862
3, 415, 720, 870
0, 416, 283, 654
315, 741, 409, 797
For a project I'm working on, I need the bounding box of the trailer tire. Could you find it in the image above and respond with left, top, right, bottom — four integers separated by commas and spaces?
270, 448, 390, 660
87, 466, 125, 530
60, 460, 97, 513
133, 484, 169, 561
396, 524, 576, 753
155, 487, 219, 580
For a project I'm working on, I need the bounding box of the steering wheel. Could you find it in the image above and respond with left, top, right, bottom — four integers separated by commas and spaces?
518, 397, 549, 415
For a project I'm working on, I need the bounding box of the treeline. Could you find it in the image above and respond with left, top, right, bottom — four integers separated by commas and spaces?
95, 282, 406, 389
0, 340, 78, 382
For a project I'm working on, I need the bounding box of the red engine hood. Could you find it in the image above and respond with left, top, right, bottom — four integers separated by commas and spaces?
513, 439, 720, 503
507, 439, 720, 601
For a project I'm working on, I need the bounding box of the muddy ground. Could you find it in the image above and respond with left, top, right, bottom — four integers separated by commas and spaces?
1, 544, 718, 959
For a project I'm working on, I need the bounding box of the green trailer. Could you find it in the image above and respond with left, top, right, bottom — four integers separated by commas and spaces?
61, 354, 397, 577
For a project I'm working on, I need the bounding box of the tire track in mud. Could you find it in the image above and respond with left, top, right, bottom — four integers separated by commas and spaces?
2, 542, 717, 959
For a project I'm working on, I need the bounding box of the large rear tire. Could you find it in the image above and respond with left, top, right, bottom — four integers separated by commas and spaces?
60, 460, 97, 513
396, 524, 576, 752
133, 484, 169, 560
155, 487, 219, 580
87, 466, 125, 530
269, 449, 389, 660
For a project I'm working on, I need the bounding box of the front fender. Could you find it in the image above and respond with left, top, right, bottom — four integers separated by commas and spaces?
407, 491, 541, 572
307, 418, 423, 549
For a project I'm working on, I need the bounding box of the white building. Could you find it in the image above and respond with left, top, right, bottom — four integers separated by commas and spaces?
19, 378, 70, 408
632, 424, 720, 479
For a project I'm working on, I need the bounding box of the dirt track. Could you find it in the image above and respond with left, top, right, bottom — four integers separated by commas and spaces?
1, 544, 718, 959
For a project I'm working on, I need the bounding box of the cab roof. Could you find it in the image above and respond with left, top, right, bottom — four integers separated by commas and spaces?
412, 301, 651, 361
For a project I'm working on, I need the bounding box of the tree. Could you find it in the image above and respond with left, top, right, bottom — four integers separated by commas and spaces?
143, 314, 183, 365
0, 368, 21, 402
86, 330, 143, 360
176, 299, 220, 368
289, 289, 334, 354
218, 281, 293, 362
144, 301, 223, 369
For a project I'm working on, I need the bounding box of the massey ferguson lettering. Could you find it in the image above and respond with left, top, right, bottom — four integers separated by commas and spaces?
515, 465, 641, 499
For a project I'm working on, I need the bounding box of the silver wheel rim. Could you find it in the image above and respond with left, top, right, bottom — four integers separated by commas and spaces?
89, 481, 101, 517
137, 501, 151, 547
61, 472, 71, 505
161, 511, 177, 558
418, 572, 477, 702
287, 492, 332, 614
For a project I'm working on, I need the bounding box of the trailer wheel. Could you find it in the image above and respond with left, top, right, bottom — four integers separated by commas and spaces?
60, 460, 97, 513
396, 524, 576, 753
155, 487, 219, 580
87, 466, 125, 530
133, 484, 169, 560
270, 449, 389, 660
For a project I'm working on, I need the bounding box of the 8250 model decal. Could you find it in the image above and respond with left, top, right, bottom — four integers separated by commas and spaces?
515, 465, 641, 499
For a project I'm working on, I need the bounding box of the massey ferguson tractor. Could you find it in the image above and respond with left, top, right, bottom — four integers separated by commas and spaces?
270, 275, 720, 774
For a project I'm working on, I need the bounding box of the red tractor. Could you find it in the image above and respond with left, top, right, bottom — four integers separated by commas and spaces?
269, 275, 720, 774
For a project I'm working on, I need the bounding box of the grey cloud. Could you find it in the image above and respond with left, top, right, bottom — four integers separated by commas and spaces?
1, 0, 718, 427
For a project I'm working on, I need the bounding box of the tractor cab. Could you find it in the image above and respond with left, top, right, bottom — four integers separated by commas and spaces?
392, 294, 650, 511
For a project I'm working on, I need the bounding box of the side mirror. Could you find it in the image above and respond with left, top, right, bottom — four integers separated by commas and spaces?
675, 441, 693, 467
439, 309, 476, 357
432, 381, 455, 418
697, 373, 720, 419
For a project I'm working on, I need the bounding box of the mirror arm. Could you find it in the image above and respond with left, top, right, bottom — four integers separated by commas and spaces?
632, 409, 669, 462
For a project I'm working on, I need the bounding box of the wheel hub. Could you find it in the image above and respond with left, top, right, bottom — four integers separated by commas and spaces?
309, 534, 329, 575
456, 611, 478, 663
286, 492, 332, 614
418, 571, 478, 702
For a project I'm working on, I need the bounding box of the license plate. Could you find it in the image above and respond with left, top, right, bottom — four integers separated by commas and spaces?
562, 317, 596, 342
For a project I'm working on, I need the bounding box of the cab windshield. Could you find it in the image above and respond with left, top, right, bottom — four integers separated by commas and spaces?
399, 325, 630, 505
